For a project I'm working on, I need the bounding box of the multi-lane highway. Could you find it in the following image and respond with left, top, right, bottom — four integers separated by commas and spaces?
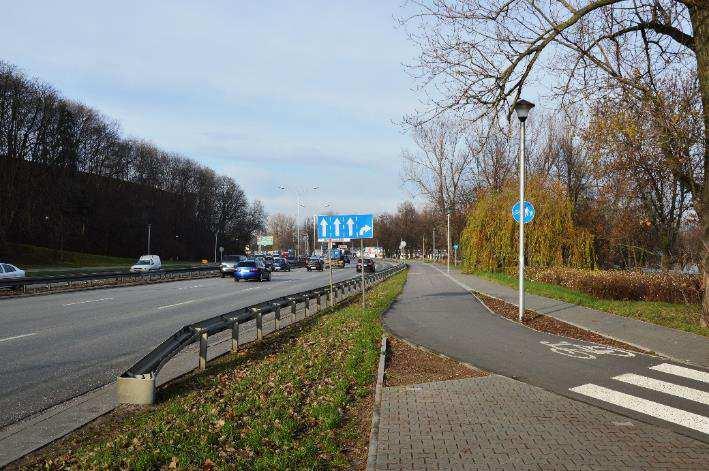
0, 265, 373, 428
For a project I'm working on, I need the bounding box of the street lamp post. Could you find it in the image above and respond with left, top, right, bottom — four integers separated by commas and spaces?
280, 186, 319, 259
214, 231, 219, 263
513, 99, 535, 323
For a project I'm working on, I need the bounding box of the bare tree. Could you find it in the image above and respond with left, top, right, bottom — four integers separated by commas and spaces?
266, 213, 296, 251
401, 119, 477, 212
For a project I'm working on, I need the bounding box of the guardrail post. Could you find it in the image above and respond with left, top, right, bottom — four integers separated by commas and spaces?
317, 291, 323, 311
274, 303, 281, 329
253, 308, 263, 341
231, 321, 240, 352
199, 330, 208, 371
304, 296, 310, 317
290, 299, 297, 320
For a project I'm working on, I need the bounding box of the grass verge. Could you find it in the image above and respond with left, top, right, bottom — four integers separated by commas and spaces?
15, 270, 408, 470
473, 271, 707, 337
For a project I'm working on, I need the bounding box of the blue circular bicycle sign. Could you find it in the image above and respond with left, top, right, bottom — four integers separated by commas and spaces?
512, 201, 535, 224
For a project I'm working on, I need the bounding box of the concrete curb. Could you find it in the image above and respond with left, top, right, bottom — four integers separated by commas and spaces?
366, 334, 387, 471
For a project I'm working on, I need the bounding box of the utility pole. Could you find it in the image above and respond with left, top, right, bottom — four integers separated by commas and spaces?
432, 228, 436, 261
447, 209, 451, 273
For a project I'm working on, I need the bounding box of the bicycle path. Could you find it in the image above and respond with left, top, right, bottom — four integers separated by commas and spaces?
437, 264, 708, 368
383, 263, 709, 443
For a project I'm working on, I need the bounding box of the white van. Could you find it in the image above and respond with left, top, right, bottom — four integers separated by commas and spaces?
129, 255, 162, 273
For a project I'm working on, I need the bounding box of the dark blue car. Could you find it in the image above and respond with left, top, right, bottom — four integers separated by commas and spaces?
234, 260, 271, 282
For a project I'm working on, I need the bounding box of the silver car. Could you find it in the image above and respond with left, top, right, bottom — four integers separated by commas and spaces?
0, 262, 26, 290
220, 255, 247, 277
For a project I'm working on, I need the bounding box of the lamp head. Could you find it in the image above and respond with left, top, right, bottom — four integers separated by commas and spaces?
513, 99, 535, 122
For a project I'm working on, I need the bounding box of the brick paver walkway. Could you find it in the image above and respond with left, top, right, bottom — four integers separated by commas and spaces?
373, 375, 709, 470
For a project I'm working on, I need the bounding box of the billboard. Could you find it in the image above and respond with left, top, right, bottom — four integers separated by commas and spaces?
257, 235, 274, 246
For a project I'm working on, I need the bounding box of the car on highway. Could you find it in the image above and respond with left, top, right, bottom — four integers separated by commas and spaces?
220, 254, 247, 277
272, 258, 291, 272
129, 255, 162, 273
0, 262, 26, 290
356, 258, 375, 273
234, 259, 271, 282
306, 256, 324, 271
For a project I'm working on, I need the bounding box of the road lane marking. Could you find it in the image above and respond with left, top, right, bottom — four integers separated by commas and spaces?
650, 363, 709, 384
63, 297, 114, 306
570, 383, 709, 434
613, 373, 709, 405
0, 332, 38, 343
157, 299, 196, 310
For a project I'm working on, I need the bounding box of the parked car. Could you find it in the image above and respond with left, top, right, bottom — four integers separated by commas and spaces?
234, 259, 271, 282
129, 255, 161, 273
306, 257, 324, 271
0, 262, 26, 290
356, 258, 375, 273
220, 254, 247, 277
272, 258, 291, 272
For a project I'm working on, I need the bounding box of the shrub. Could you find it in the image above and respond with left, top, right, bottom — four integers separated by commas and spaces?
461, 178, 594, 272
530, 267, 701, 304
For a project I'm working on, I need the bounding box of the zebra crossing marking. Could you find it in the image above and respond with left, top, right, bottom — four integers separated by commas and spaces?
650, 363, 709, 384
612, 373, 709, 405
570, 383, 709, 435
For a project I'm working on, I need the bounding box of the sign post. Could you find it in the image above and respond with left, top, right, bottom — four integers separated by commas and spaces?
360, 238, 365, 309
316, 214, 374, 311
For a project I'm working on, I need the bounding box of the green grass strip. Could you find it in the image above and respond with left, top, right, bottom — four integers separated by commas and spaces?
474, 271, 707, 337
36, 270, 408, 470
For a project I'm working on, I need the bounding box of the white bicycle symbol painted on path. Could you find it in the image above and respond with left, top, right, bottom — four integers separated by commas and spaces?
540, 341, 636, 359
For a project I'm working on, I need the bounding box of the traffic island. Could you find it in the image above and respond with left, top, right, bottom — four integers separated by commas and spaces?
8, 271, 408, 470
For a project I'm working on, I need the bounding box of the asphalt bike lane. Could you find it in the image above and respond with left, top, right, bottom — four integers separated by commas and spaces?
0, 262, 385, 428
383, 263, 709, 443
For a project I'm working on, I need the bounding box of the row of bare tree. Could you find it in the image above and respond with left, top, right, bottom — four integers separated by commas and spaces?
0, 62, 265, 261
396, 0, 707, 325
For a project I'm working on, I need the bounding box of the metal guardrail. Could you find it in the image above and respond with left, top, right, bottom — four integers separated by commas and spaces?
117, 262, 408, 404
0, 265, 221, 294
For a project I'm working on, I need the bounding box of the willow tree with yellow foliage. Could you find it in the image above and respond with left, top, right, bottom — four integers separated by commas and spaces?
461, 179, 594, 272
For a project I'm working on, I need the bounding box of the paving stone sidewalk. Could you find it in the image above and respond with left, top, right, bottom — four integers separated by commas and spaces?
373, 375, 709, 470
432, 264, 708, 368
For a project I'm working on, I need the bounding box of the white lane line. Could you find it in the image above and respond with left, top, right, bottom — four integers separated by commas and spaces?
650, 363, 709, 384
570, 383, 709, 435
63, 297, 114, 306
0, 332, 38, 343
157, 299, 196, 310
613, 373, 709, 405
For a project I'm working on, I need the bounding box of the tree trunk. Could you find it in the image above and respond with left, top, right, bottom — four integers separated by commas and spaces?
690, 3, 709, 327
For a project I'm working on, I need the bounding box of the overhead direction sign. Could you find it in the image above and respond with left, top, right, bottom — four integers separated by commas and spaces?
317, 214, 374, 240
512, 201, 535, 224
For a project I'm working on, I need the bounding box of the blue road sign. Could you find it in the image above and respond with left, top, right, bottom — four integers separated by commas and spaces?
512, 201, 535, 224
317, 214, 374, 240
453, 244, 459, 251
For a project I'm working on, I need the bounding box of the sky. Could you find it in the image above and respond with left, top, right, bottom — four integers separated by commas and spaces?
1, 0, 423, 219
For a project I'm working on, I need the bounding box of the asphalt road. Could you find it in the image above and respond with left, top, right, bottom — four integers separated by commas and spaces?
0, 264, 376, 428
383, 263, 709, 443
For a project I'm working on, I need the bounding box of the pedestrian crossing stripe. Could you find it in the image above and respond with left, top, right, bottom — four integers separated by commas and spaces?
613, 373, 709, 405
570, 383, 709, 435
650, 363, 709, 384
